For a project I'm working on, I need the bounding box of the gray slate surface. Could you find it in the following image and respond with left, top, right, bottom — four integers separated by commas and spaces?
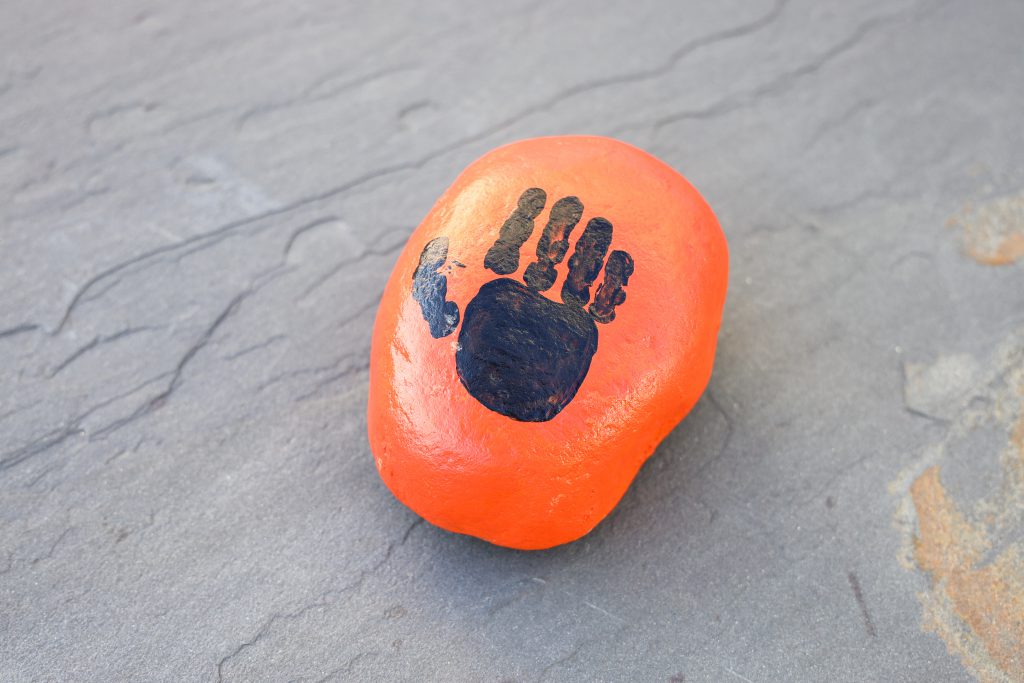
2, 0, 1023, 680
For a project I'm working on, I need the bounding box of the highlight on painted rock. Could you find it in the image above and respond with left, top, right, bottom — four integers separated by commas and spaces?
368, 136, 729, 550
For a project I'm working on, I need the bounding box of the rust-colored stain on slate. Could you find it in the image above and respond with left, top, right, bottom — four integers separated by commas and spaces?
950, 191, 1024, 266
894, 333, 1024, 682
911, 468, 1024, 681
1012, 411, 1024, 453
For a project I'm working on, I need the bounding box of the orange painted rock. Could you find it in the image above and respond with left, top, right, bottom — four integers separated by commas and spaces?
368, 136, 728, 550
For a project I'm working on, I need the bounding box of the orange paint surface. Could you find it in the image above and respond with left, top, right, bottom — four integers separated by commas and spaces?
367, 136, 728, 549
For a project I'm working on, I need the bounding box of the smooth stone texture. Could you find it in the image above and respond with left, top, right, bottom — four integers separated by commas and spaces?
369, 137, 728, 549
1, 0, 1022, 680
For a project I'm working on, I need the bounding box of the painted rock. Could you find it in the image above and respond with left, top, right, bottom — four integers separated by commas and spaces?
368, 136, 728, 550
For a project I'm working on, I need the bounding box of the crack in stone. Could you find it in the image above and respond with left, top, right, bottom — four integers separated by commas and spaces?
48, 326, 153, 378
214, 518, 424, 681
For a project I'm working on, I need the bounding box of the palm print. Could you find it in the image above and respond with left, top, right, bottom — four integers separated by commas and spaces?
412, 188, 634, 422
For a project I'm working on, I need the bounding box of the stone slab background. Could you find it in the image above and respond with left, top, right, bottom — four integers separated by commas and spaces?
2, 1, 1023, 680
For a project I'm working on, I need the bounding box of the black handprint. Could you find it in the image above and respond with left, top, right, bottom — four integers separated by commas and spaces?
412, 236, 459, 339
412, 188, 634, 422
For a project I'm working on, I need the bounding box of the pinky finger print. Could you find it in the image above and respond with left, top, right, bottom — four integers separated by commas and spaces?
369, 136, 728, 550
